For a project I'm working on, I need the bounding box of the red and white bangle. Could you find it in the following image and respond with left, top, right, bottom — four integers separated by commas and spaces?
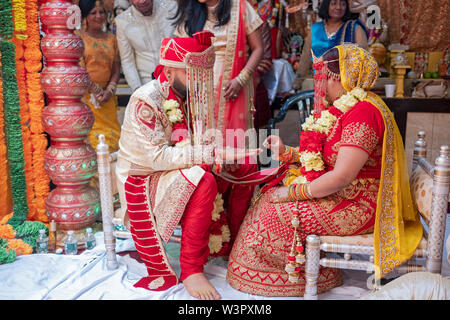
289, 182, 314, 201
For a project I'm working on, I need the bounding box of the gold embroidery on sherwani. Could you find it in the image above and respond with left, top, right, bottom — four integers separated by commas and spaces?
116, 80, 210, 244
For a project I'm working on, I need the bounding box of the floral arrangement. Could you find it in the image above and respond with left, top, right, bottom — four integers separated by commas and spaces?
282, 88, 368, 186
208, 194, 230, 258
0, 213, 46, 264
0, 0, 50, 264
163, 98, 190, 147
24, 0, 50, 222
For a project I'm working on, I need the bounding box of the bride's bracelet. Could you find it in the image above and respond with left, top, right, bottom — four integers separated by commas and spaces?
278, 145, 298, 163
289, 182, 314, 201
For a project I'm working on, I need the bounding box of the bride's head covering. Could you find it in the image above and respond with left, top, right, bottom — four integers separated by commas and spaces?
316, 43, 422, 282
335, 43, 379, 92
312, 43, 379, 112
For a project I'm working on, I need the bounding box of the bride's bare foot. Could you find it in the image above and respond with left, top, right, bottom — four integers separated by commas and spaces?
183, 273, 221, 300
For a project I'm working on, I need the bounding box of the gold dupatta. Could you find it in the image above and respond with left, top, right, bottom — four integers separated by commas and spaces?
365, 92, 423, 279
336, 44, 423, 279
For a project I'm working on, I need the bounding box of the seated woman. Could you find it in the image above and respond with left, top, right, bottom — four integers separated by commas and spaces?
226, 44, 423, 297
293, 0, 368, 90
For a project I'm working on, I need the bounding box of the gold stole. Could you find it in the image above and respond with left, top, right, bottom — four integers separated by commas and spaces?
365, 92, 423, 279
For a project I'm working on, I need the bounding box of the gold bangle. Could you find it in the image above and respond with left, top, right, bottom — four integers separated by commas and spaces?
304, 182, 314, 199
293, 183, 313, 201
278, 145, 294, 163
288, 184, 298, 201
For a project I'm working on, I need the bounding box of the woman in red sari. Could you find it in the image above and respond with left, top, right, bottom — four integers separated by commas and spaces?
172, 0, 264, 141
226, 44, 423, 297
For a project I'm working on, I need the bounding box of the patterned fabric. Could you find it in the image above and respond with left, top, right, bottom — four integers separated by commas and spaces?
337, 44, 379, 92
175, 0, 263, 136
125, 174, 179, 291
116, 77, 212, 243
337, 44, 422, 279
227, 189, 343, 297
325, 101, 384, 179
227, 100, 384, 296
79, 32, 121, 153
227, 43, 423, 295
378, 0, 450, 52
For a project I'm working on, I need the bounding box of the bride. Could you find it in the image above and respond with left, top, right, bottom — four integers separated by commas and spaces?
226, 43, 423, 297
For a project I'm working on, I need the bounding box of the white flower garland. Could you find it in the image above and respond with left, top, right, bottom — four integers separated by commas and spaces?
293, 88, 367, 179
162, 99, 183, 123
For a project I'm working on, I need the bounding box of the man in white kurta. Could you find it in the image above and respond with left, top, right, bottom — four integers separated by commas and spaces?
115, 0, 176, 92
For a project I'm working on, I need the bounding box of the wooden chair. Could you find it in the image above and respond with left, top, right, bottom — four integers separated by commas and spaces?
96, 134, 181, 270
303, 131, 450, 299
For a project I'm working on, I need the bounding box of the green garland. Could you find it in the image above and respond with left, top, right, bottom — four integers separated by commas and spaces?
0, 41, 29, 228
15, 221, 47, 248
0, 0, 47, 265
0, 0, 14, 40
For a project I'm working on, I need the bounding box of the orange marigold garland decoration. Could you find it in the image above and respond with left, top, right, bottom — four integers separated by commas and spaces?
0, 214, 34, 264
13, 36, 36, 219
24, 0, 49, 222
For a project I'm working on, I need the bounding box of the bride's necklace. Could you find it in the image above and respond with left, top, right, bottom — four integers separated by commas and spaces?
284, 87, 368, 186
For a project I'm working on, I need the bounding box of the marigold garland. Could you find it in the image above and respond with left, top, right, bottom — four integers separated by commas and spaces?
13, 36, 36, 219
25, 0, 49, 223
0, 0, 48, 264
0, 62, 14, 220
0, 213, 42, 264
0, 40, 29, 228
0, 0, 14, 40
11, 0, 27, 37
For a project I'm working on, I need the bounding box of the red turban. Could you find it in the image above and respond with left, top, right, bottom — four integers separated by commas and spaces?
159, 30, 215, 69
157, 30, 217, 141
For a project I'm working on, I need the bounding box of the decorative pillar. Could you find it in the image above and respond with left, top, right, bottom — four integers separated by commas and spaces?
39, 0, 100, 249
393, 65, 410, 98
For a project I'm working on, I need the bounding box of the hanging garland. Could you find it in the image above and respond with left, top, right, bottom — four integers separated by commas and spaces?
1, 40, 29, 228
24, 0, 49, 222
0, 0, 49, 264
13, 36, 36, 220
0, 63, 13, 219
0, 0, 14, 40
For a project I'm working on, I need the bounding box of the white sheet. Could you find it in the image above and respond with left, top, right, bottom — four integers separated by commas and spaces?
0, 230, 448, 300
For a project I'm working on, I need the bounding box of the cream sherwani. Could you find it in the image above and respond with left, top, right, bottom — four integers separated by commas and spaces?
116, 79, 215, 242
115, 0, 176, 92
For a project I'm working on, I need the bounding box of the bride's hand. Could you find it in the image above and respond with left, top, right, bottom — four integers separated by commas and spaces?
215, 146, 262, 163
263, 135, 286, 158
269, 186, 291, 203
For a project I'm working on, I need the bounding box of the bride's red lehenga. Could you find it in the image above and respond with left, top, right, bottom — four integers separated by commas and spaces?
227, 43, 423, 297
226, 100, 385, 296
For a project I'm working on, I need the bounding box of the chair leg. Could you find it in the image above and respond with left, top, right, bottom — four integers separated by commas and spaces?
304, 234, 320, 300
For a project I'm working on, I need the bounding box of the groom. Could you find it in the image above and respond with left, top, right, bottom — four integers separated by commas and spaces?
115, 31, 258, 300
